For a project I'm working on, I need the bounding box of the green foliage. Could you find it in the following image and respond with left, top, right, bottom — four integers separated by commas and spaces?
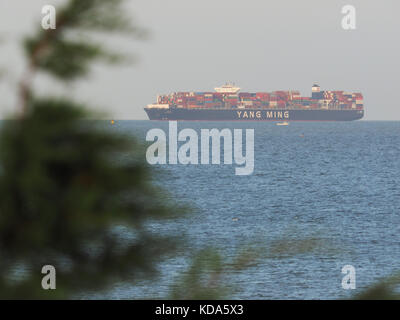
168, 247, 263, 300
267, 237, 328, 258
24, 0, 146, 81
0, 0, 187, 299
169, 249, 231, 300
25, 38, 111, 80
354, 274, 400, 300
0, 99, 183, 299
59, 0, 147, 34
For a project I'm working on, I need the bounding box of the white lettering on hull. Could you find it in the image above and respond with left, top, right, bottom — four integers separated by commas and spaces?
237, 110, 289, 119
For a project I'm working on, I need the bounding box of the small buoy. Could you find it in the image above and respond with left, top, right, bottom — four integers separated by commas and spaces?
111, 120, 115, 125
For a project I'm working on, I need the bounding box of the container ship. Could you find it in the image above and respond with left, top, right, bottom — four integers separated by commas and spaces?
144, 84, 364, 121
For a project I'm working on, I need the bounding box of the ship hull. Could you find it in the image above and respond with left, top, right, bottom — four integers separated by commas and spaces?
145, 108, 364, 121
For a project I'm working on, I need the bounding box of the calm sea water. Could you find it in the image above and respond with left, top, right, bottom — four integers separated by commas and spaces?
93, 120, 399, 300
4, 120, 399, 299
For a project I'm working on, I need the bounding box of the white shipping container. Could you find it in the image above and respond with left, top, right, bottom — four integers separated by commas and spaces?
147, 104, 170, 109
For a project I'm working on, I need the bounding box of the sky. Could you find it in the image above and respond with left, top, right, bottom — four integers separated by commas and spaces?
0, 0, 399, 120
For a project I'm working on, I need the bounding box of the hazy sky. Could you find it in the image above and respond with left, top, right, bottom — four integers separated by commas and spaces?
0, 0, 399, 120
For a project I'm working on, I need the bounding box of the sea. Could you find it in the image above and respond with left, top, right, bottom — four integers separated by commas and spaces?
89, 120, 399, 300
3, 120, 399, 299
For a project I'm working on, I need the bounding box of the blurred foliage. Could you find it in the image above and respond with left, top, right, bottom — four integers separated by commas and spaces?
354, 274, 400, 300
19, 0, 147, 114
169, 249, 227, 300
24, 37, 115, 81
169, 247, 262, 300
24, 0, 146, 81
0, 99, 185, 299
0, 0, 183, 299
267, 236, 330, 258
167, 233, 341, 300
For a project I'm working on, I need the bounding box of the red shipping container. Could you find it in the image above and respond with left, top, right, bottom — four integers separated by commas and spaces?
277, 101, 286, 107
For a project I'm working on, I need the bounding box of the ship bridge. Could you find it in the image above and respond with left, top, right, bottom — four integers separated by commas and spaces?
214, 83, 240, 94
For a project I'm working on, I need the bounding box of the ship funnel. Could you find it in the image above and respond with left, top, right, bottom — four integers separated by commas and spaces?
312, 84, 323, 99
214, 83, 241, 94
312, 84, 320, 93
